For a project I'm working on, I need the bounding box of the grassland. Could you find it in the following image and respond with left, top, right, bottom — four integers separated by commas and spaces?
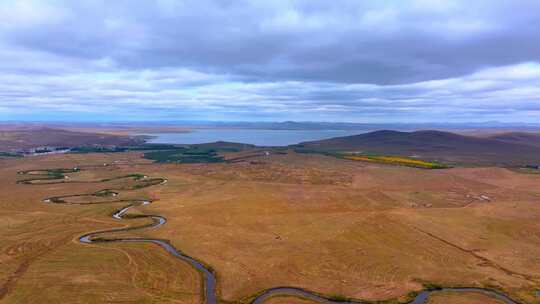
1, 150, 539, 303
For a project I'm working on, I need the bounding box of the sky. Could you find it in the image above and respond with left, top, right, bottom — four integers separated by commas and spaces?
1, 0, 540, 123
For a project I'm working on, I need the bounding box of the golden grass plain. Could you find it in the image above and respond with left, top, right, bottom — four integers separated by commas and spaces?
1, 150, 539, 303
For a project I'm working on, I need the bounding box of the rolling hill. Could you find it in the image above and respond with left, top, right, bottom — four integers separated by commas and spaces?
296, 130, 540, 166
485, 132, 540, 148
0, 127, 145, 151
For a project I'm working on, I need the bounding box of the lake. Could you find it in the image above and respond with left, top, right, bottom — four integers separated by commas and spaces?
144, 129, 369, 146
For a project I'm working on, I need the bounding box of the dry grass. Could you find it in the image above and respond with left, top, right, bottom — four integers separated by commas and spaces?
0, 153, 199, 303
1, 151, 540, 303
263, 296, 318, 304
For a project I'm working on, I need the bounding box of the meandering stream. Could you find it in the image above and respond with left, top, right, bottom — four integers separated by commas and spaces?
17, 165, 527, 304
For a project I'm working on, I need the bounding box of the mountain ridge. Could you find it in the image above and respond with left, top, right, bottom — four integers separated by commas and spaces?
296, 130, 540, 166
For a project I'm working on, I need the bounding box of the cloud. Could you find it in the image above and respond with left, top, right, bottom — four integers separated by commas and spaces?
2, 60, 540, 122
0, 0, 539, 122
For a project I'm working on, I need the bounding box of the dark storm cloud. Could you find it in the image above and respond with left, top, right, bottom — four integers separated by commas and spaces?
0, 0, 540, 122
3, 0, 540, 84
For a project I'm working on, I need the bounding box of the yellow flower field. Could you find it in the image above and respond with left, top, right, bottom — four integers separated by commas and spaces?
343, 155, 448, 169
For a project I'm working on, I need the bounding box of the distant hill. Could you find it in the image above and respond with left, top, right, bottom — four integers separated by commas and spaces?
0, 127, 144, 151
296, 130, 540, 166
485, 132, 540, 148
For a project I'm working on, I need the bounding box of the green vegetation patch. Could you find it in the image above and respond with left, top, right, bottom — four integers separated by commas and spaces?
70, 146, 124, 153
0, 152, 23, 158
70, 144, 182, 153
94, 189, 117, 197
328, 294, 349, 302
144, 147, 225, 163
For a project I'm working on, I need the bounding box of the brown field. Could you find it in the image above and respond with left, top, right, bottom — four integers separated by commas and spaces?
264, 296, 318, 304
1, 150, 540, 303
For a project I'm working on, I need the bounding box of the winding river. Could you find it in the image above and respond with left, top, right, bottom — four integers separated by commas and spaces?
17, 164, 527, 304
